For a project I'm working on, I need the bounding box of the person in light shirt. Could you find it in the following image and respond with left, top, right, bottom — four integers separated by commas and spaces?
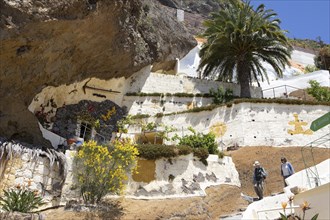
281, 157, 295, 187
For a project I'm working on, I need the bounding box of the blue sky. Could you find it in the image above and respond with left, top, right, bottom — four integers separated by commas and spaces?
250, 0, 330, 44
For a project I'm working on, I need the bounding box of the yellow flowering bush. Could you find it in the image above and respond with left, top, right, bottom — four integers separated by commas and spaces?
74, 139, 138, 204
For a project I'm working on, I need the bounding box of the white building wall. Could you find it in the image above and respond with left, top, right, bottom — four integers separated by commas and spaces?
122, 95, 213, 116
126, 71, 262, 98
291, 50, 316, 67
261, 70, 330, 98
125, 154, 240, 199
293, 182, 330, 220
61, 151, 240, 200
133, 103, 329, 148
286, 159, 330, 190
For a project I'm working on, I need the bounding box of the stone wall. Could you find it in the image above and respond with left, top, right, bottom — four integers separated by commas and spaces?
0, 150, 64, 208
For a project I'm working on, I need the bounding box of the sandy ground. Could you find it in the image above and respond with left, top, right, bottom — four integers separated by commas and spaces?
42, 146, 330, 220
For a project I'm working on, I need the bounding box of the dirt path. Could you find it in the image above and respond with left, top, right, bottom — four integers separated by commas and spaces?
42, 146, 330, 220
230, 146, 330, 197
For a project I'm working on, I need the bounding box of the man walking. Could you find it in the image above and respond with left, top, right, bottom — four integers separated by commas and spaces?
253, 161, 267, 200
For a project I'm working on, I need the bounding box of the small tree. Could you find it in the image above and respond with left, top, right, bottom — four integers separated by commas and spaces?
314, 45, 330, 71
307, 80, 330, 102
209, 87, 234, 104
176, 127, 218, 154
74, 140, 138, 204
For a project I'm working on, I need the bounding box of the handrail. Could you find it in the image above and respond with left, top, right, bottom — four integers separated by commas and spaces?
301, 133, 330, 188
262, 85, 307, 100
262, 85, 303, 92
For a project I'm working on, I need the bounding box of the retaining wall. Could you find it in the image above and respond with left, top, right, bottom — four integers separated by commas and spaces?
128, 102, 329, 148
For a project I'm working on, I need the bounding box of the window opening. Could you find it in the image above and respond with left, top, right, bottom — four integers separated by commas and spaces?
80, 122, 92, 141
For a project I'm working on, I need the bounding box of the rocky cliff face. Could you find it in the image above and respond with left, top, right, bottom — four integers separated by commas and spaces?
0, 0, 196, 146
158, 0, 221, 14
157, 0, 222, 35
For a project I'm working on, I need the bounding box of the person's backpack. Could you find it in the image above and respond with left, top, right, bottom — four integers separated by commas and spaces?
255, 167, 265, 181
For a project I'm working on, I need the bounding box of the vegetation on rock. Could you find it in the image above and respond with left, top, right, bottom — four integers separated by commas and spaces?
307, 80, 330, 102
136, 144, 209, 165
209, 87, 234, 104
289, 38, 326, 51
304, 65, 319, 73
314, 45, 330, 71
175, 127, 218, 155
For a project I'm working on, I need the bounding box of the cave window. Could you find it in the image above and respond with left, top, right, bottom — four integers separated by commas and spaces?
79, 122, 93, 141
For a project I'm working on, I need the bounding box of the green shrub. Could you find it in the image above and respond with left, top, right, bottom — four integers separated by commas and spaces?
74, 140, 138, 204
307, 80, 330, 102
177, 127, 218, 154
209, 87, 234, 104
125, 92, 163, 96
192, 148, 209, 166
177, 145, 193, 155
0, 188, 45, 212
136, 144, 178, 160
131, 114, 151, 119
136, 144, 208, 163
218, 151, 225, 159
304, 65, 319, 73
117, 115, 135, 134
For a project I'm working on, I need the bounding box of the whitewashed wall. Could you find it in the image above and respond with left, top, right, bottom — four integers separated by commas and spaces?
29, 66, 261, 120
261, 70, 330, 98
125, 155, 240, 199
127, 71, 262, 98
291, 50, 316, 67
122, 95, 213, 116
293, 182, 330, 220
131, 103, 329, 148
60, 151, 240, 200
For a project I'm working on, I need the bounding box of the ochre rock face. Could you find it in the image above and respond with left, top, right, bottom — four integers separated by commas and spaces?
0, 0, 196, 146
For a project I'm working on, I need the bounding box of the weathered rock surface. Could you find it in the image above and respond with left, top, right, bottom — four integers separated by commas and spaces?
0, 212, 43, 220
157, 0, 222, 35
0, 0, 196, 146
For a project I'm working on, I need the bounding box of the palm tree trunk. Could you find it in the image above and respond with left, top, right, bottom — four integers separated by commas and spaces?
237, 61, 251, 98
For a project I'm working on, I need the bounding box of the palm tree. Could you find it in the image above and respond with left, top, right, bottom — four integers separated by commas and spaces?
198, 0, 292, 98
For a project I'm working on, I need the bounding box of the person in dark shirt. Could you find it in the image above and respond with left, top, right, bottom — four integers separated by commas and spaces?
253, 161, 267, 200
